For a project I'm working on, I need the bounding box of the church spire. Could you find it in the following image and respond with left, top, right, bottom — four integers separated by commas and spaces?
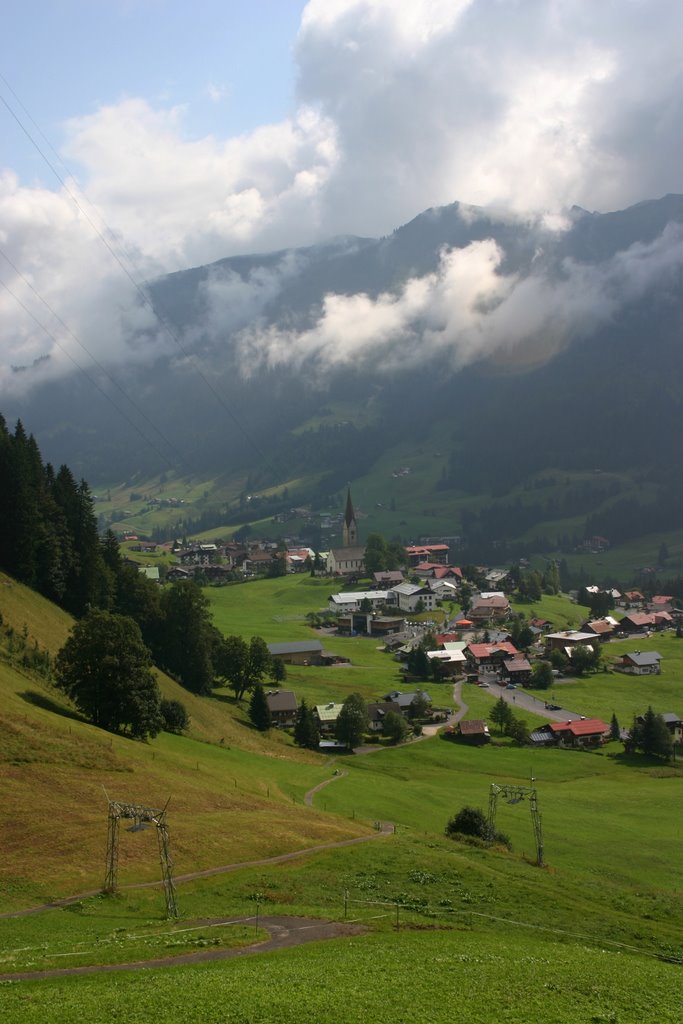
342, 486, 358, 546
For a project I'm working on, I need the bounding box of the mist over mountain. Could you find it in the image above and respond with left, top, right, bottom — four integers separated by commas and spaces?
6, 194, 683, 537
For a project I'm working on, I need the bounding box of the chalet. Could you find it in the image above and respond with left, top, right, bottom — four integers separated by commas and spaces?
427, 579, 459, 601
616, 651, 662, 675
243, 549, 279, 574
468, 593, 511, 623
661, 713, 683, 743
390, 582, 437, 613
414, 563, 462, 581
619, 612, 656, 634
372, 570, 405, 588
466, 642, 520, 673
502, 656, 533, 685
427, 645, 467, 677
382, 690, 432, 717
166, 566, 192, 582
582, 618, 619, 641
484, 568, 511, 590
548, 718, 609, 747
618, 590, 645, 609
649, 595, 675, 613
314, 702, 344, 734
456, 719, 491, 744
366, 701, 402, 732
267, 640, 326, 666
265, 690, 298, 727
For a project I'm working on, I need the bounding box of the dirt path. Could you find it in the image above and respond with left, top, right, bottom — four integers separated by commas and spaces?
421, 679, 468, 736
0, 832, 389, 921
0, 916, 367, 983
304, 770, 348, 806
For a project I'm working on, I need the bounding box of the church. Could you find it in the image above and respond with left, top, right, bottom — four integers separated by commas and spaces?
325, 489, 366, 576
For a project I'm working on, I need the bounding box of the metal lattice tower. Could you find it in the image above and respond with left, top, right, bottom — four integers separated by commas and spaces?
487, 783, 544, 867
103, 799, 179, 918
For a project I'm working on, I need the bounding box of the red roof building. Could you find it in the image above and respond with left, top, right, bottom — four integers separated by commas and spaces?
548, 718, 609, 746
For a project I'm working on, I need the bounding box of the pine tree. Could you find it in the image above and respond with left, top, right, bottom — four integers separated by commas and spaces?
490, 696, 514, 734
294, 699, 320, 750
249, 684, 272, 731
610, 712, 620, 741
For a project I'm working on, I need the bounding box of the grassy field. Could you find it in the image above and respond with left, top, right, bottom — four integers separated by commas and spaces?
2, 573, 683, 1022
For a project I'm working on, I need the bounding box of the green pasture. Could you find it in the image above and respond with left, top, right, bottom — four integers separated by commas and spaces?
550, 631, 683, 725
2, 830, 682, 1024
510, 592, 589, 630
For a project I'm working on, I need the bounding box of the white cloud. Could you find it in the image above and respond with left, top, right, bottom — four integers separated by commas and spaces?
236, 224, 683, 378
2, 0, 683, 393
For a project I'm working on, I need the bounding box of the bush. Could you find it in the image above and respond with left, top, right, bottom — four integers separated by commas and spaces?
445, 805, 512, 849
160, 698, 190, 734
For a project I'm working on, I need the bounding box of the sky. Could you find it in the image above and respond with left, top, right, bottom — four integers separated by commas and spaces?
2, 0, 683, 393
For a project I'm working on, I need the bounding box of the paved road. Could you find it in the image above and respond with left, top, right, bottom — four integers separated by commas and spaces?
476, 674, 582, 722
0, 916, 367, 983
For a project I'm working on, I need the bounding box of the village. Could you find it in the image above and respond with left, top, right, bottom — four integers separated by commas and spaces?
122, 490, 683, 758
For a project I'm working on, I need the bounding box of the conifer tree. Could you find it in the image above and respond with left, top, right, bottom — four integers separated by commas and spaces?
249, 683, 272, 731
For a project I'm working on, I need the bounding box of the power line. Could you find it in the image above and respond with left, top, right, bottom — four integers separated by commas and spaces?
0, 83, 280, 481
0, 274, 183, 475
0, 247, 193, 476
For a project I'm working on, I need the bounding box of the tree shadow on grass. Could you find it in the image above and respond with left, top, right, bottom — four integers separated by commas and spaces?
19, 689, 86, 724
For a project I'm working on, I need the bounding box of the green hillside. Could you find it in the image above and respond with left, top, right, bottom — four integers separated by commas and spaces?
1, 573, 682, 1022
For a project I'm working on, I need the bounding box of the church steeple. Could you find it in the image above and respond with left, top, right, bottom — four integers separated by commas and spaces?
342, 487, 358, 547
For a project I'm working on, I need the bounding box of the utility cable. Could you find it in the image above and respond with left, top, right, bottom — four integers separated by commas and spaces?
0, 87, 280, 481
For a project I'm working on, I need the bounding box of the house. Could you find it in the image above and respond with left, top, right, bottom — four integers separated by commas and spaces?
466, 642, 520, 673
265, 690, 298, 727
468, 593, 511, 623
366, 701, 402, 732
373, 570, 405, 588
661, 713, 683, 743
166, 566, 193, 582
544, 630, 596, 653
414, 562, 462, 581
619, 612, 656, 634
427, 645, 467, 677
649, 595, 675, 614
427, 579, 460, 601
267, 640, 325, 666
529, 725, 556, 747
582, 618, 619, 641
618, 590, 645, 609
502, 656, 533, 685
390, 582, 438, 613
382, 690, 432, 717
616, 651, 662, 675
548, 718, 609, 747
314, 702, 344, 734
455, 719, 491, 744
484, 568, 511, 590
336, 612, 405, 636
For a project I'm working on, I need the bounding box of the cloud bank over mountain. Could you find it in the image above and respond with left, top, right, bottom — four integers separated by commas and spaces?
2, 0, 683, 393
